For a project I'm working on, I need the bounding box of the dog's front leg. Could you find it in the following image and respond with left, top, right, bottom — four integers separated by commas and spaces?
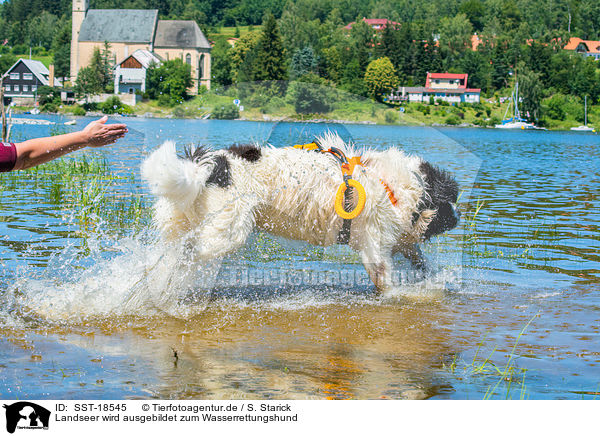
360, 245, 396, 297
399, 244, 427, 271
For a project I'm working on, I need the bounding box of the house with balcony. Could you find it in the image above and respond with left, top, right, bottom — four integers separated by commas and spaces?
389, 72, 481, 104
2, 59, 62, 104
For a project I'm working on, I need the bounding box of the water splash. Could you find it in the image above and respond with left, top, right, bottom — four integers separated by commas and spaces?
3, 230, 221, 324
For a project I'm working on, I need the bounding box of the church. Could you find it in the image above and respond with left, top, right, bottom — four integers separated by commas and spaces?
70, 0, 211, 93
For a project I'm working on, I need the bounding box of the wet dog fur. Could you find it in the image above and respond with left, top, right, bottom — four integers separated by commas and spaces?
142, 134, 460, 296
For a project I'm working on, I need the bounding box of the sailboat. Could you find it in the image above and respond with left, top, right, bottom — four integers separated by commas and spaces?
570, 95, 595, 132
495, 82, 538, 129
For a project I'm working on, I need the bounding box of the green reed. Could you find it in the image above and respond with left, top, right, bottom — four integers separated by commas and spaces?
461, 196, 537, 262
0, 154, 150, 234
442, 313, 539, 400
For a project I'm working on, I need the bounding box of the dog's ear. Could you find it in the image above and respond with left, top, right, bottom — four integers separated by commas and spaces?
420, 161, 458, 204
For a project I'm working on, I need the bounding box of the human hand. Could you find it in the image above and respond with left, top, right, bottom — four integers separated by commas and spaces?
82, 116, 128, 147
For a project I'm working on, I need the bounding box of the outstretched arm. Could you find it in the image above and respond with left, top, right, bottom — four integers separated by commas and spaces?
12, 116, 128, 170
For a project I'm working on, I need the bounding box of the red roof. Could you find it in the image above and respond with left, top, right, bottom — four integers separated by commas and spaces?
426, 72, 469, 88
344, 18, 400, 30
564, 37, 600, 54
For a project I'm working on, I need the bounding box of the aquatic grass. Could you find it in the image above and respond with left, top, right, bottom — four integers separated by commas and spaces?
0, 154, 151, 236
442, 313, 540, 399
483, 313, 539, 400
461, 197, 551, 263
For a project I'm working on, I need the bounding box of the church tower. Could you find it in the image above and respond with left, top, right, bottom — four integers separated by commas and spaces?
70, 0, 89, 81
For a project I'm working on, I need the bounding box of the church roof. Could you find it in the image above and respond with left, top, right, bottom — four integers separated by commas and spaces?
79, 9, 158, 43
153, 20, 211, 49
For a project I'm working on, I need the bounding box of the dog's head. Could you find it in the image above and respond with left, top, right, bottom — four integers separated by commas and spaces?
417, 161, 460, 240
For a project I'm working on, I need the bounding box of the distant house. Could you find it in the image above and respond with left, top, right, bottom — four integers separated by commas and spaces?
563, 37, 600, 60
344, 18, 400, 31
71, 0, 212, 92
2, 59, 62, 103
114, 49, 162, 95
389, 72, 481, 104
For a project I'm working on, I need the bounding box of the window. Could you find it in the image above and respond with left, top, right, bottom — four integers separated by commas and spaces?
5, 85, 10, 91
31, 85, 37, 92
10, 72, 19, 80
23, 73, 33, 80
14, 85, 19, 92
186, 53, 192, 65
23, 85, 28, 92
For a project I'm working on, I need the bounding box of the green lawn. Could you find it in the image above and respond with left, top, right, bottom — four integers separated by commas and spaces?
208, 25, 262, 40
10, 54, 53, 68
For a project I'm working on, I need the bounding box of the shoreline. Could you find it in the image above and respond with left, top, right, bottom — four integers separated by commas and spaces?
11, 109, 597, 132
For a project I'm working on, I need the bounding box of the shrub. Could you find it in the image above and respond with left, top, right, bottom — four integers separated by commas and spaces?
445, 114, 461, 125
82, 102, 99, 112
11, 44, 28, 54
146, 59, 193, 106
385, 110, 399, 124
100, 96, 133, 115
544, 93, 567, 120
173, 105, 186, 118
72, 106, 86, 116
286, 74, 333, 114
212, 103, 240, 119
37, 86, 60, 106
41, 102, 59, 113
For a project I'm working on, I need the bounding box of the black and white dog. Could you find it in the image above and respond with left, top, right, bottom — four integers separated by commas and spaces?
142, 134, 460, 296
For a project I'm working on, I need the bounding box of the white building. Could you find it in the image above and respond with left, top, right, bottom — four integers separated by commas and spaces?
390, 72, 481, 104
114, 49, 162, 96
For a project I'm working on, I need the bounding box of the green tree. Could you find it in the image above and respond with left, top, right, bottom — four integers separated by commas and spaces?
75, 65, 103, 96
518, 66, 542, 121
458, 50, 490, 92
290, 46, 318, 79
459, 0, 485, 32
286, 73, 332, 114
76, 44, 113, 95
146, 59, 193, 106
253, 13, 286, 82
439, 13, 474, 64
211, 38, 233, 87
229, 31, 260, 82
0, 53, 17, 77
364, 57, 399, 102
52, 20, 71, 82
27, 11, 59, 50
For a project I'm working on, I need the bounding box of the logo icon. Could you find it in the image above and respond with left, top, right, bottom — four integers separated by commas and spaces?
3, 402, 50, 433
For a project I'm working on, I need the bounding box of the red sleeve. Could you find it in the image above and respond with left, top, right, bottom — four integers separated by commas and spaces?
0, 142, 17, 172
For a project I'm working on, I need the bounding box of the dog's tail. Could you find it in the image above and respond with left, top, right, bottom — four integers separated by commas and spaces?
141, 141, 222, 210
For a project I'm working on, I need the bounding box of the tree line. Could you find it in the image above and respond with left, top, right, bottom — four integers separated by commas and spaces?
210, 4, 599, 121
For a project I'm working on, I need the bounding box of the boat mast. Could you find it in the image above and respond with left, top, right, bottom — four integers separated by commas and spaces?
514, 82, 520, 120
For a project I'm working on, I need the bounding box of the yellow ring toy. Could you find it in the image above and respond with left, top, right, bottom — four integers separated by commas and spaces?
335, 179, 366, 220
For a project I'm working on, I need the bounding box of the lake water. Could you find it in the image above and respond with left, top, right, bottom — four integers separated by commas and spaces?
0, 116, 598, 400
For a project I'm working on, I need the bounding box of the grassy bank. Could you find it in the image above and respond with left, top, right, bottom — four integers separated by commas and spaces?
125, 89, 600, 129
35, 88, 599, 130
